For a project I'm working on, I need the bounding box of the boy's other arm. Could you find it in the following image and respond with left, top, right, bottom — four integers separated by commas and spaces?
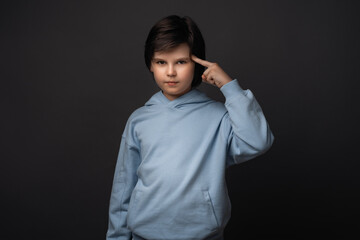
106, 136, 141, 240
192, 55, 274, 164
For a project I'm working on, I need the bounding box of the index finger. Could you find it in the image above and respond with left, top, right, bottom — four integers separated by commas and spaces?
191, 55, 212, 67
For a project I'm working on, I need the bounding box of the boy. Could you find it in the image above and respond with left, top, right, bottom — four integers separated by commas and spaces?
107, 15, 274, 240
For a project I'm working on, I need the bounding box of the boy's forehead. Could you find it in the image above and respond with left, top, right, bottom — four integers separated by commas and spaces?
153, 43, 190, 58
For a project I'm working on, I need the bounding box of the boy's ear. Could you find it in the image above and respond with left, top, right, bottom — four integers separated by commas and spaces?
150, 64, 153, 72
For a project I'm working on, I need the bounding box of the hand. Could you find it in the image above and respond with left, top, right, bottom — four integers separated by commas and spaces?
191, 55, 232, 88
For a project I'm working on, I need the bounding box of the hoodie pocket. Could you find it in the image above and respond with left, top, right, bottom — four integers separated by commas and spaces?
202, 190, 220, 230
127, 189, 220, 238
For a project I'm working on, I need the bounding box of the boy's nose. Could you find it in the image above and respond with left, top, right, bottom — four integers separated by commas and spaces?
167, 65, 176, 77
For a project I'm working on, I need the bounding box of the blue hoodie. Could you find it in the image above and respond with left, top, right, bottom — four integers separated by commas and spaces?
107, 79, 274, 240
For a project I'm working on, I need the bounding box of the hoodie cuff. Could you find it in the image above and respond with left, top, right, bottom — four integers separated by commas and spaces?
220, 79, 246, 98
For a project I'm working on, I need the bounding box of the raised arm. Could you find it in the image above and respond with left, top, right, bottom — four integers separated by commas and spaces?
192, 55, 274, 166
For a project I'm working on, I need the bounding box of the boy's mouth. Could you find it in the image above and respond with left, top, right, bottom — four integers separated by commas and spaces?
165, 81, 179, 86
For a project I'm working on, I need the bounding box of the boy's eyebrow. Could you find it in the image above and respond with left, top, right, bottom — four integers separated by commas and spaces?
152, 57, 191, 61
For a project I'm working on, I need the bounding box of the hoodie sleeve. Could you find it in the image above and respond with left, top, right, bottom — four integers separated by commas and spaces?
220, 79, 274, 167
106, 132, 141, 240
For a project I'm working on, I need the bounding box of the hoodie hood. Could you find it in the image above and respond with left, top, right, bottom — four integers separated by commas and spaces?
144, 88, 213, 109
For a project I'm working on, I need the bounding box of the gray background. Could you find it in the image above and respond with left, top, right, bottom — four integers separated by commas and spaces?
1, 0, 359, 239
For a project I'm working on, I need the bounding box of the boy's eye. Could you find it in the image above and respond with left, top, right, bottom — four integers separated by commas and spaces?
155, 60, 187, 65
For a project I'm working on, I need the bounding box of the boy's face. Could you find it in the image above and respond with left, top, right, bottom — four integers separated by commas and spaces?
150, 43, 195, 101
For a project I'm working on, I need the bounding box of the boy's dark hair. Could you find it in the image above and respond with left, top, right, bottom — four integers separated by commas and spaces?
144, 15, 206, 88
